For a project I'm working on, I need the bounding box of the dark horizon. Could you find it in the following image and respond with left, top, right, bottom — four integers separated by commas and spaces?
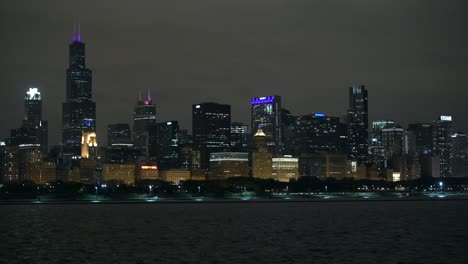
1, 0, 467, 146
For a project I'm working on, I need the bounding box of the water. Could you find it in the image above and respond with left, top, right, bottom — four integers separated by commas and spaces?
1, 200, 467, 264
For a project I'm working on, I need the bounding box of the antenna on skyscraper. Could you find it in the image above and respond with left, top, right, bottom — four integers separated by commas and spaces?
78, 23, 81, 42
147, 90, 152, 102
138, 91, 142, 102
72, 23, 76, 42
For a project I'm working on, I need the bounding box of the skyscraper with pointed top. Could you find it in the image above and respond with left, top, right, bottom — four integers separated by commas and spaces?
62, 25, 96, 163
133, 90, 156, 157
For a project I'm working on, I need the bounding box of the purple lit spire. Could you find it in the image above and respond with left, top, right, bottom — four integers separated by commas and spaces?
78, 23, 81, 42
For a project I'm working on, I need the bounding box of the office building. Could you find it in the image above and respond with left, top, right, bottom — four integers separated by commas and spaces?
433, 116, 453, 177
107, 124, 132, 146
62, 26, 96, 163
133, 91, 156, 154
347, 85, 368, 163
251, 95, 282, 155
209, 152, 249, 179
294, 113, 347, 155
192, 102, 231, 169
451, 132, 468, 177
250, 128, 272, 179
230, 122, 248, 152
149, 121, 180, 169
272, 156, 299, 182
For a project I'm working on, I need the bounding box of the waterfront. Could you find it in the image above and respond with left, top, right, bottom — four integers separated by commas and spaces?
1, 200, 467, 264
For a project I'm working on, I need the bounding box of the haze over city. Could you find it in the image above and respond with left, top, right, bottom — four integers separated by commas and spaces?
1, 0, 467, 146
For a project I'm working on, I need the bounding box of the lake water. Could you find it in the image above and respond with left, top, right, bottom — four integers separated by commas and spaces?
1, 200, 467, 264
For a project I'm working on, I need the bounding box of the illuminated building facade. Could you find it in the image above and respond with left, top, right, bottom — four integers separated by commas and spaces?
192, 102, 231, 169
62, 26, 96, 163
251, 95, 282, 155
250, 128, 272, 179
159, 169, 191, 184
102, 163, 135, 185
81, 131, 98, 159
272, 156, 299, 182
433, 115, 453, 177
209, 152, 249, 179
133, 91, 156, 154
136, 164, 159, 181
347, 85, 368, 163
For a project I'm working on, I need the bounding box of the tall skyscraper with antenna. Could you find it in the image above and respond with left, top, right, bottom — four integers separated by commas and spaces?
62, 24, 96, 164
133, 90, 156, 158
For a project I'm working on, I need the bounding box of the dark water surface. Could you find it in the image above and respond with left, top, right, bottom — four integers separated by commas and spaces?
1, 201, 467, 264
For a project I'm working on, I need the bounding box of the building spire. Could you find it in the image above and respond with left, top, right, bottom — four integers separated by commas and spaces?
147, 90, 152, 102
72, 23, 76, 42
138, 91, 142, 102
78, 23, 81, 42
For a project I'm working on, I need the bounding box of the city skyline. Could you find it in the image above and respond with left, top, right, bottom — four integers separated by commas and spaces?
1, 0, 468, 145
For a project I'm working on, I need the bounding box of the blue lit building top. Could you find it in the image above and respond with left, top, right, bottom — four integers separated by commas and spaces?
251, 96, 275, 105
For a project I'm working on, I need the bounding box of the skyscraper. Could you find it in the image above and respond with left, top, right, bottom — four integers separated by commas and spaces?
451, 132, 468, 177
433, 115, 453, 177
250, 128, 272, 179
107, 124, 132, 147
347, 85, 369, 163
294, 113, 346, 155
19, 88, 48, 155
251, 95, 282, 155
192, 102, 231, 169
150, 121, 180, 170
62, 26, 96, 163
407, 123, 433, 156
133, 91, 156, 155
230, 122, 248, 152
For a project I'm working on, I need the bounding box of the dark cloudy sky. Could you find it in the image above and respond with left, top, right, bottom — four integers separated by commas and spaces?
1, 0, 467, 146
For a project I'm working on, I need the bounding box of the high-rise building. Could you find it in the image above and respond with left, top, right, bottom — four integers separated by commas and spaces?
281, 108, 296, 155
62, 26, 96, 163
251, 95, 282, 155
451, 132, 468, 177
369, 120, 394, 165
10, 88, 49, 155
433, 115, 453, 177
107, 124, 132, 147
407, 123, 433, 156
230, 122, 248, 152
192, 102, 231, 169
382, 124, 405, 158
294, 113, 347, 155
133, 91, 156, 154
149, 121, 180, 170
250, 128, 272, 179
347, 85, 368, 163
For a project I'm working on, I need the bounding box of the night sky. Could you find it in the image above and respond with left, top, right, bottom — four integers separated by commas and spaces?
1, 0, 467, 146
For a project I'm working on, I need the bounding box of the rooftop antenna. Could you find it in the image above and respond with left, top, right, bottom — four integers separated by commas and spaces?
72, 23, 76, 42
138, 91, 142, 102
78, 23, 81, 42
147, 90, 152, 102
